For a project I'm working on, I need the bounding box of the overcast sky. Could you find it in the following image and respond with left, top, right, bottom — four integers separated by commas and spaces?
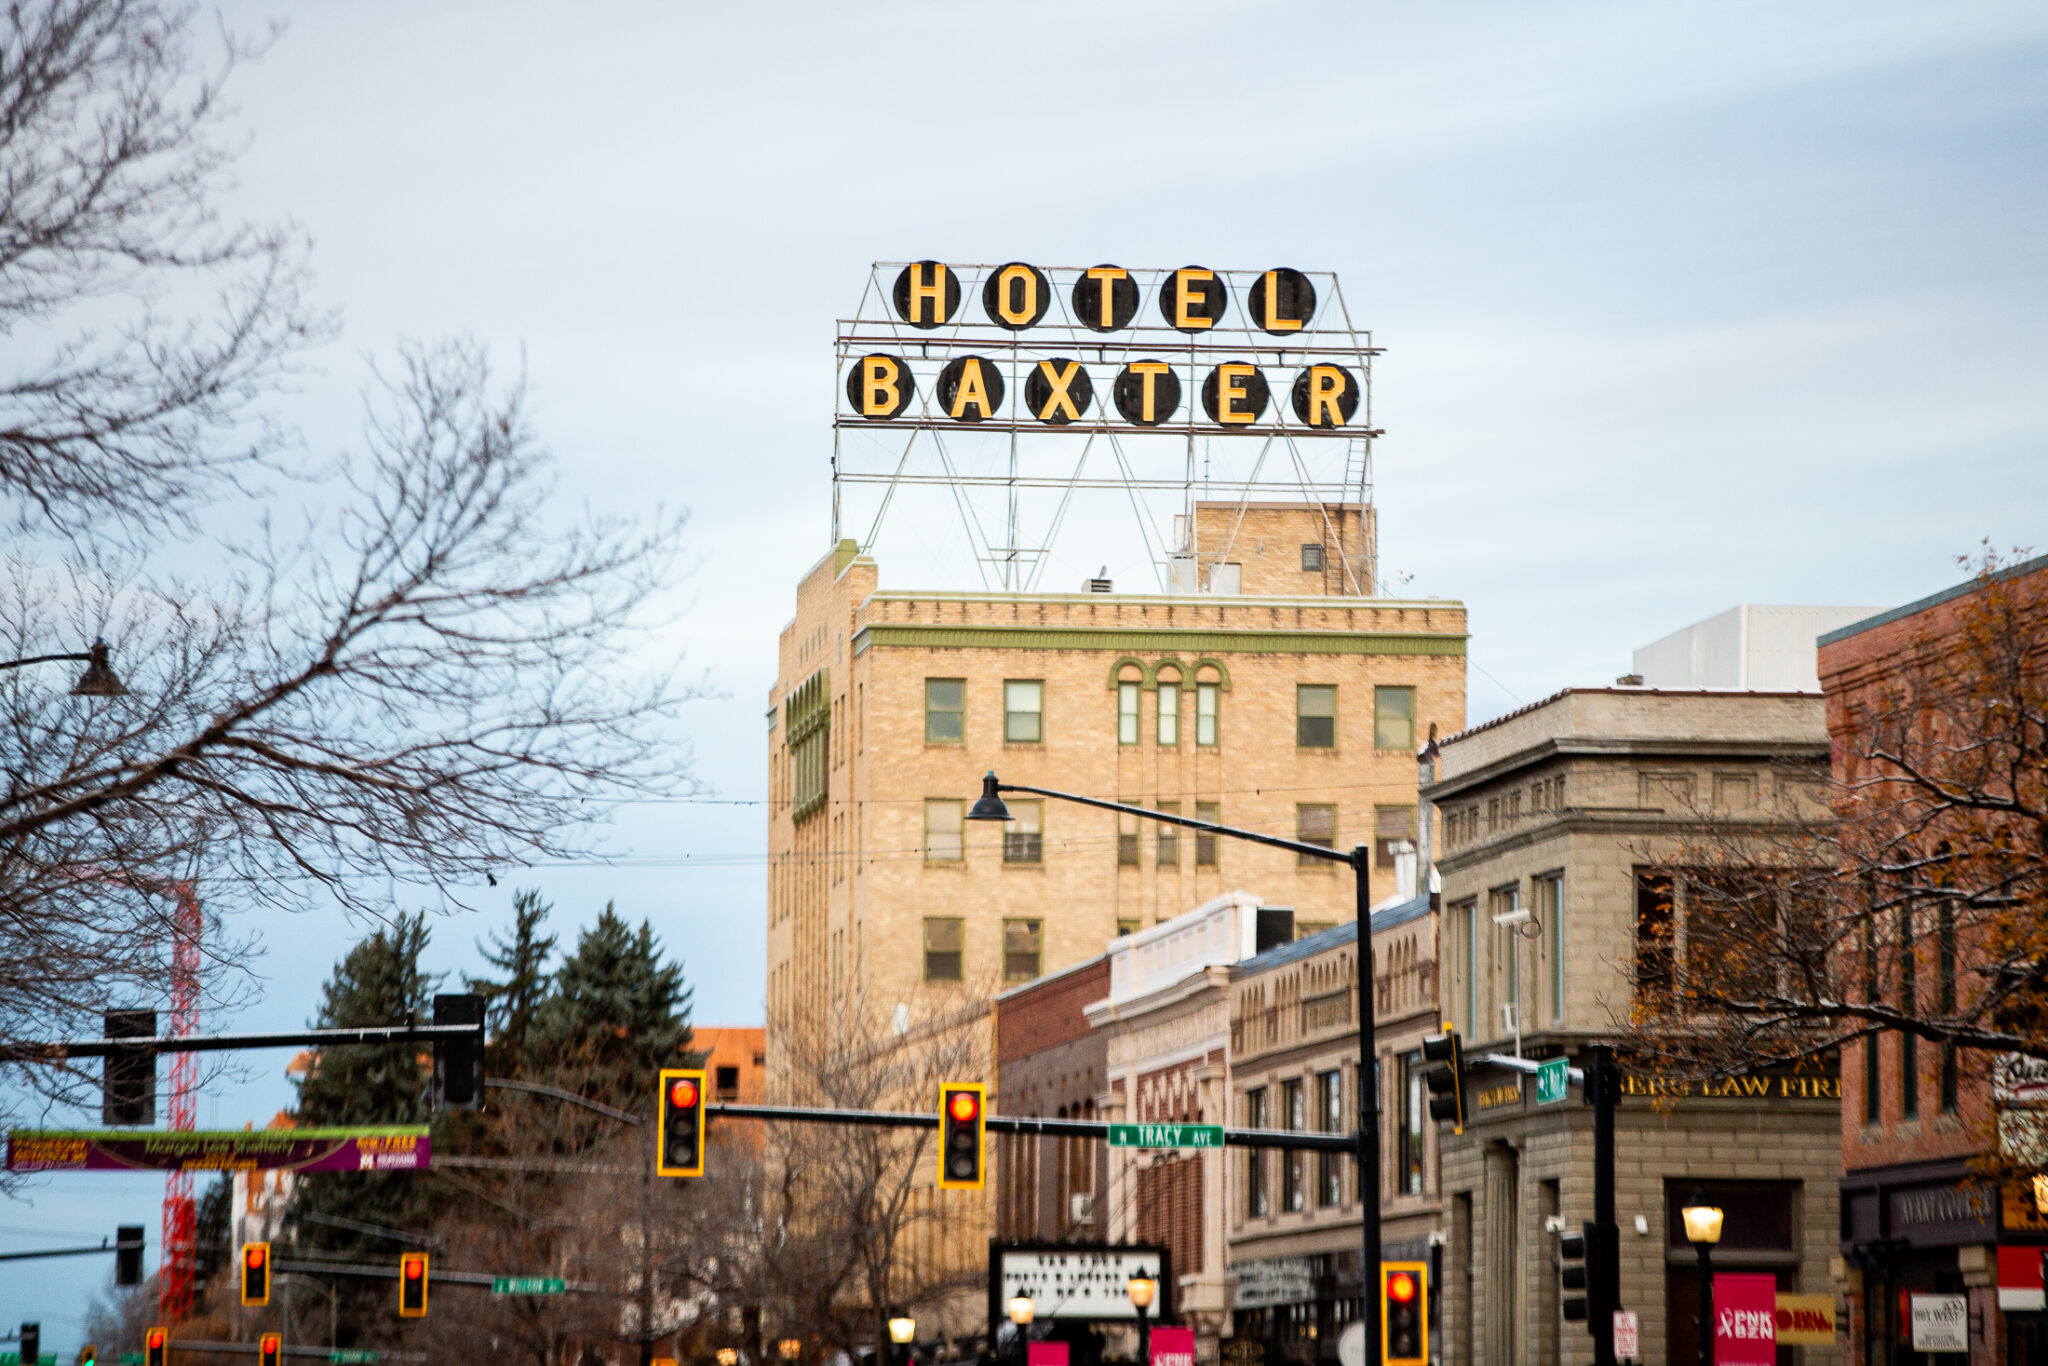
10, 1, 2048, 1339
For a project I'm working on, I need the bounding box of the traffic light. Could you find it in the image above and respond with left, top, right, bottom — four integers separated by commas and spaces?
102, 1010, 156, 1125
115, 1225, 145, 1286
399, 1250, 429, 1316
937, 1082, 986, 1189
1382, 1263, 1428, 1366
259, 1334, 281, 1366
144, 1327, 167, 1366
79, 1344, 96, 1366
20, 1324, 40, 1366
1559, 1223, 1590, 1322
1421, 1027, 1466, 1134
657, 1068, 707, 1177
432, 992, 485, 1111
240, 1241, 271, 1306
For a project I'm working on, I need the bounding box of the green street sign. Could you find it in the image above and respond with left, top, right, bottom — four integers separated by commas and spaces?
492, 1275, 567, 1295
330, 1353, 379, 1365
1536, 1057, 1570, 1106
1108, 1123, 1224, 1149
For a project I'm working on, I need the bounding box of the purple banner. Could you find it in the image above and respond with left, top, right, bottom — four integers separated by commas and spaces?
6, 1128, 429, 1174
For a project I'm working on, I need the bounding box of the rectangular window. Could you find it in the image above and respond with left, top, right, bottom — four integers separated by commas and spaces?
1003, 800, 1043, 864
1492, 884, 1520, 1014
924, 800, 964, 862
1375, 686, 1416, 751
1005, 679, 1044, 743
1004, 918, 1043, 982
1157, 682, 1179, 746
1375, 805, 1416, 869
1297, 804, 1336, 863
1863, 914, 1881, 1125
1297, 684, 1336, 748
1899, 903, 1918, 1120
1634, 869, 1675, 1005
1118, 681, 1140, 745
1460, 899, 1480, 1037
715, 1065, 740, 1100
1399, 1053, 1425, 1195
1282, 1079, 1306, 1212
1317, 1070, 1343, 1207
923, 917, 963, 982
1297, 921, 1335, 938
924, 678, 964, 743
1196, 682, 1219, 745
1196, 802, 1219, 865
1536, 873, 1565, 1022
1116, 919, 1139, 939
1118, 809, 1139, 867
1245, 1089, 1269, 1218
1156, 801, 1180, 866
1939, 903, 1959, 1115
1301, 543, 1324, 571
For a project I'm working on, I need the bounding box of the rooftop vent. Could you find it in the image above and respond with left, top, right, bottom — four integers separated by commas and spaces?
1086, 567, 1112, 593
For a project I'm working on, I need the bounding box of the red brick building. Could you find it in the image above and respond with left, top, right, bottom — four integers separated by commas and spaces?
995, 954, 1113, 1242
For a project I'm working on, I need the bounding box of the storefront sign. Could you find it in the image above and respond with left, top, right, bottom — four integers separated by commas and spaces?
1475, 1079, 1522, 1111
1149, 1328, 1195, 1366
1713, 1274, 1778, 1366
1233, 1256, 1316, 1309
1996, 1245, 2047, 1311
1220, 1340, 1264, 1366
1619, 1067, 1840, 1102
1027, 1344, 1069, 1366
996, 1246, 1165, 1321
1773, 1294, 1837, 1346
1908, 1293, 1968, 1353
6, 1127, 429, 1173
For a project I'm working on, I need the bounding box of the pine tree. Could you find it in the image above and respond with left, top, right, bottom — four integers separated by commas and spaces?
467, 887, 558, 1074
528, 903, 696, 1106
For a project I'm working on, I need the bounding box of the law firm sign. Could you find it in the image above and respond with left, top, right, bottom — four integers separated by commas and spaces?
1108, 1123, 1223, 1149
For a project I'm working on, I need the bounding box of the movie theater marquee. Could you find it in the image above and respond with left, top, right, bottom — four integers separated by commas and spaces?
836, 261, 1379, 438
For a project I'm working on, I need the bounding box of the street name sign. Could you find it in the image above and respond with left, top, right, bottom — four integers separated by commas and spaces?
1108, 1124, 1222, 1149
492, 1275, 567, 1295
1536, 1057, 1570, 1105
330, 1353, 378, 1365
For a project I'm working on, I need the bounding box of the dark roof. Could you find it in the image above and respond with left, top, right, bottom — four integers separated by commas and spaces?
1232, 894, 1435, 981
1817, 552, 2048, 648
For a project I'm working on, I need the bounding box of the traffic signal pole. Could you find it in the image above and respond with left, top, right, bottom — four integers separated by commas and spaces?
1587, 1044, 1618, 1366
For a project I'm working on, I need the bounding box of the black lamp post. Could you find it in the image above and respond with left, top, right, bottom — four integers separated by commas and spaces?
0, 638, 128, 696
968, 771, 1383, 1358
1128, 1275, 1157, 1366
1680, 1189, 1724, 1366
1007, 1295, 1035, 1366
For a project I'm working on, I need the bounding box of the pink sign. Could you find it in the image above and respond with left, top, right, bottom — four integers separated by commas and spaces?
1027, 1345, 1069, 1366
1713, 1274, 1778, 1366
1149, 1327, 1196, 1366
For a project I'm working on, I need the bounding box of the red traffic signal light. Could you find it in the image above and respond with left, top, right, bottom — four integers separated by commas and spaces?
241, 1240, 271, 1306
937, 1082, 986, 1190
399, 1251, 429, 1317
1382, 1261, 1428, 1366
145, 1327, 168, 1366
259, 1334, 281, 1366
658, 1068, 707, 1177
1388, 1271, 1417, 1302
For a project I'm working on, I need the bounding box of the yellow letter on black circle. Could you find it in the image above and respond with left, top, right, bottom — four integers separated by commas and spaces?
846, 354, 914, 420
1248, 268, 1316, 335
1113, 361, 1180, 426
892, 261, 960, 329
1201, 364, 1270, 425
1025, 359, 1093, 425
937, 356, 1005, 422
1072, 265, 1139, 332
1159, 266, 1226, 333
982, 263, 1050, 330
1290, 365, 1358, 427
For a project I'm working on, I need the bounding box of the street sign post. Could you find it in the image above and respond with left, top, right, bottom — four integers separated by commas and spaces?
1107, 1124, 1223, 1149
1536, 1057, 1569, 1105
491, 1275, 567, 1295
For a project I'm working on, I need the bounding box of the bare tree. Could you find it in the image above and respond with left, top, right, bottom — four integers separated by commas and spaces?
1, 0, 328, 537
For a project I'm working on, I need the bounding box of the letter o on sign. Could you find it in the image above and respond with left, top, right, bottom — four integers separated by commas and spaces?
937, 356, 1006, 423
982, 263, 1051, 330
1202, 363, 1270, 425
892, 261, 960, 329
1114, 361, 1181, 426
1072, 265, 1139, 333
1290, 365, 1359, 427
847, 354, 914, 419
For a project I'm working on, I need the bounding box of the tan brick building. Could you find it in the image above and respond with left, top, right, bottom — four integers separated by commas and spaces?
765, 501, 1466, 1059
1421, 687, 1842, 1366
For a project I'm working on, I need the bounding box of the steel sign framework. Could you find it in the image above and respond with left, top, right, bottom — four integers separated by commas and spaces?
831, 261, 1381, 593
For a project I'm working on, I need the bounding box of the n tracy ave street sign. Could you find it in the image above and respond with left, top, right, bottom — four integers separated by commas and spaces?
1108, 1124, 1223, 1149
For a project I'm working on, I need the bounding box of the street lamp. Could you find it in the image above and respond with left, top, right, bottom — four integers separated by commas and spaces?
1007, 1296, 1035, 1366
1127, 1275, 1157, 1366
969, 770, 1384, 1355
888, 1311, 916, 1366
0, 638, 128, 696
1681, 1189, 1724, 1366
779, 1341, 802, 1361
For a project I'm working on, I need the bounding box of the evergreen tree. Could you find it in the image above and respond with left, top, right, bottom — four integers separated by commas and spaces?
467, 887, 557, 1074
528, 903, 696, 1105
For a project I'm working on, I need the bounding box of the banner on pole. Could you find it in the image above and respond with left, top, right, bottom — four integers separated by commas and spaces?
1713, 1274, 1778, 1366
6, 1128, 429, 1173
1149, 1328, 1195, 1366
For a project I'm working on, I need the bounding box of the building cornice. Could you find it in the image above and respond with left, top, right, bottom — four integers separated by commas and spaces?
1422, 735, 1826, 804
854, 622, 1467, 658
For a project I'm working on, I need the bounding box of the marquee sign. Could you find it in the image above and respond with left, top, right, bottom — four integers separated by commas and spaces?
836, 262, 1377, 439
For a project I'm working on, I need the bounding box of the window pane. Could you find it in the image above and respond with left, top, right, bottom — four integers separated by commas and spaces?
1003, 800, 1043, 864
1004, 918, 1043, 981
1196, 683, 1218, 745
1538, 874, 1565, 1020
925, 800, 963, 861
1196, 801, 1219, 866
924, 917, 963, 981
1005, 679, 1043, 742
1375, 686, 1415, 751
1118, 682, 1140, 744
925, 678, 964, 742
1282, 1080, 1305, 1210
1297, 685, 1336, 748
1156, 801, 1180, 865
1318, 1071, 1343, 1206
1118, 809, 1139, 867
1375, 804, 1416, 868
1245, 1089, 1268, 1217
1634, 870, 1674, 1007
1297, 804, 1336, 863
1157, 683, 1179, 745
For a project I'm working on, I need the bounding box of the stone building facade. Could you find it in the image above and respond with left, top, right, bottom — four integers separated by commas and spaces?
1421, 687, 1843, 1366
1226, 888, 1443, 1366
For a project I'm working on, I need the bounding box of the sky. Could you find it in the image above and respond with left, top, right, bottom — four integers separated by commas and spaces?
8, 0, 2048, 1342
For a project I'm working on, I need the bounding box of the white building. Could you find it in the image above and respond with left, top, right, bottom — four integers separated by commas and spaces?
1632, 604, 1882, 692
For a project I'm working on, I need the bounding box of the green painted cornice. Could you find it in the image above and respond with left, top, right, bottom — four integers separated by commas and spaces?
852, 622, 1466, 657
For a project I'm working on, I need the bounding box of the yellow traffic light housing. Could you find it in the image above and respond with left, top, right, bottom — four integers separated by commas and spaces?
937, 1082, 986, 1189
240, 1241, 271, 1306
658, 1067, 708, 1177
259, 1334, 281, 1366
1382, 1261, 1428, 1366
399, 1251, 429, 1317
